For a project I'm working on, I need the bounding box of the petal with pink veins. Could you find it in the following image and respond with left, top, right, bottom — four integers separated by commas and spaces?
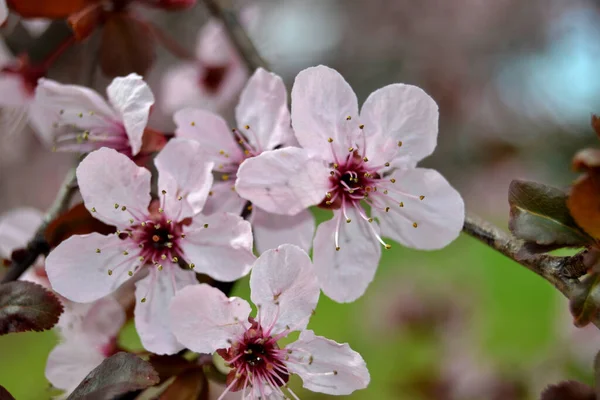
373, 168, 464, 250
252, 208, 315, 254
286, 330, 370, 395
235, 147, 330, 216
106, 74, 154, 156
360, 83, 439, 169
180, 213, 255, 282
312, 208, 381, 303
154, 138, 214, 219
250, 244, 319, 334
31, 79, 119, 147
291, 65, 359, 160
202, 181, 247, 216
170, 284, 251, 354
0, 208, 43, 257
235, 68, 293, 151
46, 233, 136, 303
135, 264, 197, 354
77, 147, 151, 228
45, 340, 107, 393
174, 108, 243, 162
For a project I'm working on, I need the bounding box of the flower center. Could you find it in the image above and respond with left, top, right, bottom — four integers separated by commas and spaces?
218, 319, 290, 393
134, 214, 184, 264
199, 64, 229, 94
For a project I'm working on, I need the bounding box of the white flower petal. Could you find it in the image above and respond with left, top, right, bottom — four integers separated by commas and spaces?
45, 340, 106, 393
180, 213, 255, 282
312, 209, 381, 303
0, 208, 43, 258
361, 83, 439, 169
106, 74, 154, 156
202, 181, 247, 216
31, 79, 119, 148
252, 208, 315, 254
291, 65, 359, 160
235, 68, 293, 151
46, 233, 135, 303
77, 147, 151, 228
154, 138, 214, 220
170, 284, 251, 354
174, 108, 243, 162
286, 330, 370, 395
250, 244, 319, 334
135, 265, 197, 355
235, 147, 330, 215
373, 168, 464, 250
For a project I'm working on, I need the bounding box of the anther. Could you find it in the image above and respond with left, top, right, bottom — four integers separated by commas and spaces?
244, 125, 250, 130
346, 116, 352, 120
384, 244, 391, 250
172, 256, 179, 263
177, 195, 183, 200
330, 171, 335, 176
181, 234, 186, 238
114, 203, 119, 209
328, 137, 333, 143
419, 195, 425, 200
161, 255, 166, 260
91, 207, 96, 213
191, 121, 196, 126
219, 150, 225, 155
158, 208, 164, 213
139, 244, 144, 248
167, 220, 172, 224
348, 147, 354, 152
335, 246, 341, 251
139, 256, 144, 261
399, 202, 404, 207
203, 224, 209, 228
121, 206, 126, 211
129, 218, 134, 224
166, 243, 173, 248
383, 190, 388, 194
247, 205, 253, 211
385, 162, 390, 167
309, 356, 314, 365
128, 271, 133, 276
398, 141, 403, 147
123, 251, 129, 256
326, 192, 332, 199
189, 263, 195, 269
333, 163, 339, 169
154, 224, 160, 229
222, 175, 230, 181
385, 207, 390, 212
96, 248, 101, 253
363, 157, 368, 162
333, 370, 338, 375
141, 298, 146, 303
167, 234, 174, 239
368, 218, 373, 223
413, 222, 418, 228
107, 269, 113, 276
157, 265, 163, 271
346, 218, 351, 223
161, 190, 167, 195
359, 124, 364, 129
141, 222, 146, 227
326, 201, 332, 205
390, 178, 396, 183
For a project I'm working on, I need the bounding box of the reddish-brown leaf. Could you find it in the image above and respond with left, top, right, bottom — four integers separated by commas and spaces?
568, 172, 600, 239
140, 128, 167, 155
148, 354, 197, 383
540, 381, 595, 400
100, 13, 156, 78
67, 3, 105, 41
0, 385, 16, 400
45, 203, 115, 248
7, 0, 90, 18
573, 148, 600, 172
159, 368, 208, 400
0, 281, 63, 335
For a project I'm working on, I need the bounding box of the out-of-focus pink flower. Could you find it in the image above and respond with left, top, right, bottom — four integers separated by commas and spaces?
175, 68, 315, 254
0, 1, 6, 25
160, 12, 254, 115
31, 73, 155, 157
45, 296, 126, 396
46, 139, 255, 354
170, 244, 370, 399
236, 65, 465, 303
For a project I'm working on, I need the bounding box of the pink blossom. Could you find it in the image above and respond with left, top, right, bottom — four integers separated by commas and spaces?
170, 244, 370, 399
31, 73, 155, 157
174, 68, 315, 254
45, 296, 126, 396
0, 1, 6, 24
160, 13, 254, 115
46, 138, 255, 354
236, 65, 465, 302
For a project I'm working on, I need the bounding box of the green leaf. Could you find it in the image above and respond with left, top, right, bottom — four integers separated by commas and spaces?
0, 281, 63, 335
508, 180, 593, 249
67, 352, 159, 400
570, 274, 600, 328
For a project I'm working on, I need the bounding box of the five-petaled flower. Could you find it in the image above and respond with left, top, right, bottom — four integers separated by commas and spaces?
46, 138, 256, 354
174, 68, 315, 254
235, 65, 465, 302
45, 296, 125, 397
31, 73, 165, 159
170, 244, 370, 399
161, 10, 255, 115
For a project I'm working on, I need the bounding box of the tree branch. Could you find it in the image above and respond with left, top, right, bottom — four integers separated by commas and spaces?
1, 168, 77, 283
202, 0, 268, 71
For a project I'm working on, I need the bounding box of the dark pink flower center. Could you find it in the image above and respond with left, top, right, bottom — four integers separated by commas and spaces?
199, 64, 229, 94
217, 319, 290, 393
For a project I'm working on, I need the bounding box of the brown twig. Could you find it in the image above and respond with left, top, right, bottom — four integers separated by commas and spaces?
202, 0, 268, 71
1, 167, 78, 284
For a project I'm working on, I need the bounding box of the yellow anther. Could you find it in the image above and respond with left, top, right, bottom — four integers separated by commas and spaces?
245, 125, 250, 129
390, 178, 396, 183
167, 220, 172, 224
385, 244, 392, 250
161, 255, 166, 260
247, 205, 253, 211
189, 263, 195, 269
89, 111, 95, 116
96, 248, 101, 253
141, 298, 146, 303
385, 207, 390, 212
244, 149, 250, 155
154, 224, 160, 229
363, 157, 368, 162
335, 246, 341, 251
161, 190, 167, 195
397, 141, 403, 147
167, 234, 174, 239
172, 256, 179, 263
399, 202, 404, 207
91, 207, 96, 212
203, 223, 209, 228
157, 265, 163, 271
326, 201, 332, 205
181, 234, 186, 238
114, 203, 119, 209
385, 162, 390, 167
78, 112, 83, 118
82, 131, 89, 140
141, 222, 146, 226
128, 271, 133, 276
333, 163, 339, 169
166, 242, 173, 248
368, 218, 373, 223
191, 121, 196, 126
328, 137, 333, 143
222, 174, 230, 181
413, 222, 418, 228
346, 116, 352, 120
158, 208, 164, 213
108, 269, 113, 276
139, 256, 144, 261
178, 195, 183, 200
123, 251, 129, 256
383, 190, 388, 194
359, 124, 364, 129
129, 218, 134, 224
419, 195, 425, 200
346, 218, 351, 223
219, 150, 225, 155
348, 147, 354, 152
121, 206, 126, 211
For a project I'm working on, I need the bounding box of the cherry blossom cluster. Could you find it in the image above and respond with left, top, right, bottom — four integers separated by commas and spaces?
1, 54, 464, 397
